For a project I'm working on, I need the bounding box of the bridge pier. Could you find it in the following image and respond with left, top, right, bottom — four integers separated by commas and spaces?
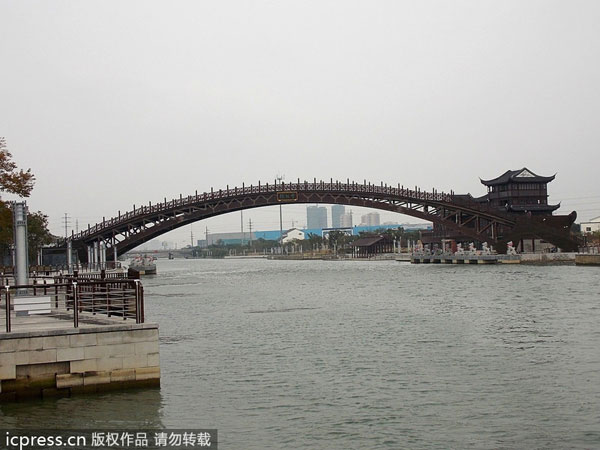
67, 240, 73, 274
99, 242, 106, 269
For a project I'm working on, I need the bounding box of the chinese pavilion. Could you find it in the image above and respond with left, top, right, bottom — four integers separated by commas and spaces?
422, 168, 578, 252
476, 168, 559, 216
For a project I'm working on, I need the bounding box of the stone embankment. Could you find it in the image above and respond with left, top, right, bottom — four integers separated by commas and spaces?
518, 252, 577, 264
0, 323, 159, 401
575, 254, 600, 266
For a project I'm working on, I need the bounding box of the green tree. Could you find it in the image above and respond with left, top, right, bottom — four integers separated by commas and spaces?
326, 230, 351, 254
27, 211, 54, 261
306, 233, 323, 252
0, 137, 35, 198
0, 138, 53, 263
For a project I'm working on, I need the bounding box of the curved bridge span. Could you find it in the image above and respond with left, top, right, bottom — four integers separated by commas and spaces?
70, 179, 576, 261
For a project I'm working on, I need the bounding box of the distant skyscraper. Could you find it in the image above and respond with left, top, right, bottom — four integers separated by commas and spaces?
331, 205, 345, 228
307, 205, 328, 229
340, 211, 353, 228
360, 212, 380, 226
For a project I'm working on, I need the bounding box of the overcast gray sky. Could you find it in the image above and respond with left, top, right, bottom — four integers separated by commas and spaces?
1, 0, 599, 246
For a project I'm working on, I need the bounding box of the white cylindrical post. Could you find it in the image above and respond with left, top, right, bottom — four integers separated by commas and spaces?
12, 202, 29, 291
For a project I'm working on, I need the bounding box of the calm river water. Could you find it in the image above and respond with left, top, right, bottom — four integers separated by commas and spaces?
1, 259, 599, 449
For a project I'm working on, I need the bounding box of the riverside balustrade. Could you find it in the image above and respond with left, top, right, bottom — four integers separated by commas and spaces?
0, 279, 144, 333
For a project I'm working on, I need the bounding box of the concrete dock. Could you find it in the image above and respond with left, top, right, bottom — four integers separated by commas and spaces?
411, 253, 501, 264
409, 252, 580, 265
0, 278, 160, 401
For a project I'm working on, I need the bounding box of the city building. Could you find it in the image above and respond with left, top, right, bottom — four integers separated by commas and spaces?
340, 211, 353, 228
282, 228, 305, 243
581, 216, 600, 234
331, 205, 345, 228
201, 231, 255, 246
360, 212, 380, 227
307, 205, 328, 229
322, 227, 353, 239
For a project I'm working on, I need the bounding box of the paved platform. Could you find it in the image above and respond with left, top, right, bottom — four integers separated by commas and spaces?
0, 311, 137, 337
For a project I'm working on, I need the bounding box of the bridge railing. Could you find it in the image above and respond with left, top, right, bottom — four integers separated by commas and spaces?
72, 180, 452, 240
0, 279, 144, 333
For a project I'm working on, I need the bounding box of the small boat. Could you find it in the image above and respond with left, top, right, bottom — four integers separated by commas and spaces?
128, 255, 157, 276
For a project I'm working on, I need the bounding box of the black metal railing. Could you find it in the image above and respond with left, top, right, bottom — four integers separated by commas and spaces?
1, 279, 144, 333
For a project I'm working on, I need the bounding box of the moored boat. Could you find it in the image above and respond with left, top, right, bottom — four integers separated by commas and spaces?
128, 255, 157, 276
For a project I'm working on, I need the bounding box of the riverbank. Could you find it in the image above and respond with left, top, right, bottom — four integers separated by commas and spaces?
575, 254, 600, 266
268, 252, 584, 265
0, 323, 160, 402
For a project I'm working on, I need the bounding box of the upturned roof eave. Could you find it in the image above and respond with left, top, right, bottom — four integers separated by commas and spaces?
508, 203, 561, 212
480, 168, 556, 186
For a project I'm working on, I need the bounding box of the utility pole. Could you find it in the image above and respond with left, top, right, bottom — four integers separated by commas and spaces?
248, 219, 253, 246
63, 213, 71, 239
190, 225, 194, 247
276, 174, 284, 253
240, 210, 244, 246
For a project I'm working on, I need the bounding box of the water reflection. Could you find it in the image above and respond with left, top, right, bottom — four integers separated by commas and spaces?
0, 388, 164, 429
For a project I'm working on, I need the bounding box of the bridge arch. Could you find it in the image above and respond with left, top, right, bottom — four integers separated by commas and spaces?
70, 178, 577, 261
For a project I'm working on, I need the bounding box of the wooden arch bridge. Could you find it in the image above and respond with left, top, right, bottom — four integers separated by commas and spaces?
69, 178, 579, 262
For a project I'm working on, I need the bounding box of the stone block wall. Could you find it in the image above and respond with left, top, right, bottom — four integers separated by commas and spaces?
575, 254, 600, 266
0, 324, 160, 401
519, 252, 577, 264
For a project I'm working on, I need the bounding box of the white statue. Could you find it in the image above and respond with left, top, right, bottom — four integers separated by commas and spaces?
481, 242, 491, 255
506, 241, 517, 255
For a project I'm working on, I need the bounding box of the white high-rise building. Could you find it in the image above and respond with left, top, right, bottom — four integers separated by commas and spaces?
307, 205, 328, 229
360, 212, 380, 226
340, 212, 353, 227
331, 205, 345, 228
